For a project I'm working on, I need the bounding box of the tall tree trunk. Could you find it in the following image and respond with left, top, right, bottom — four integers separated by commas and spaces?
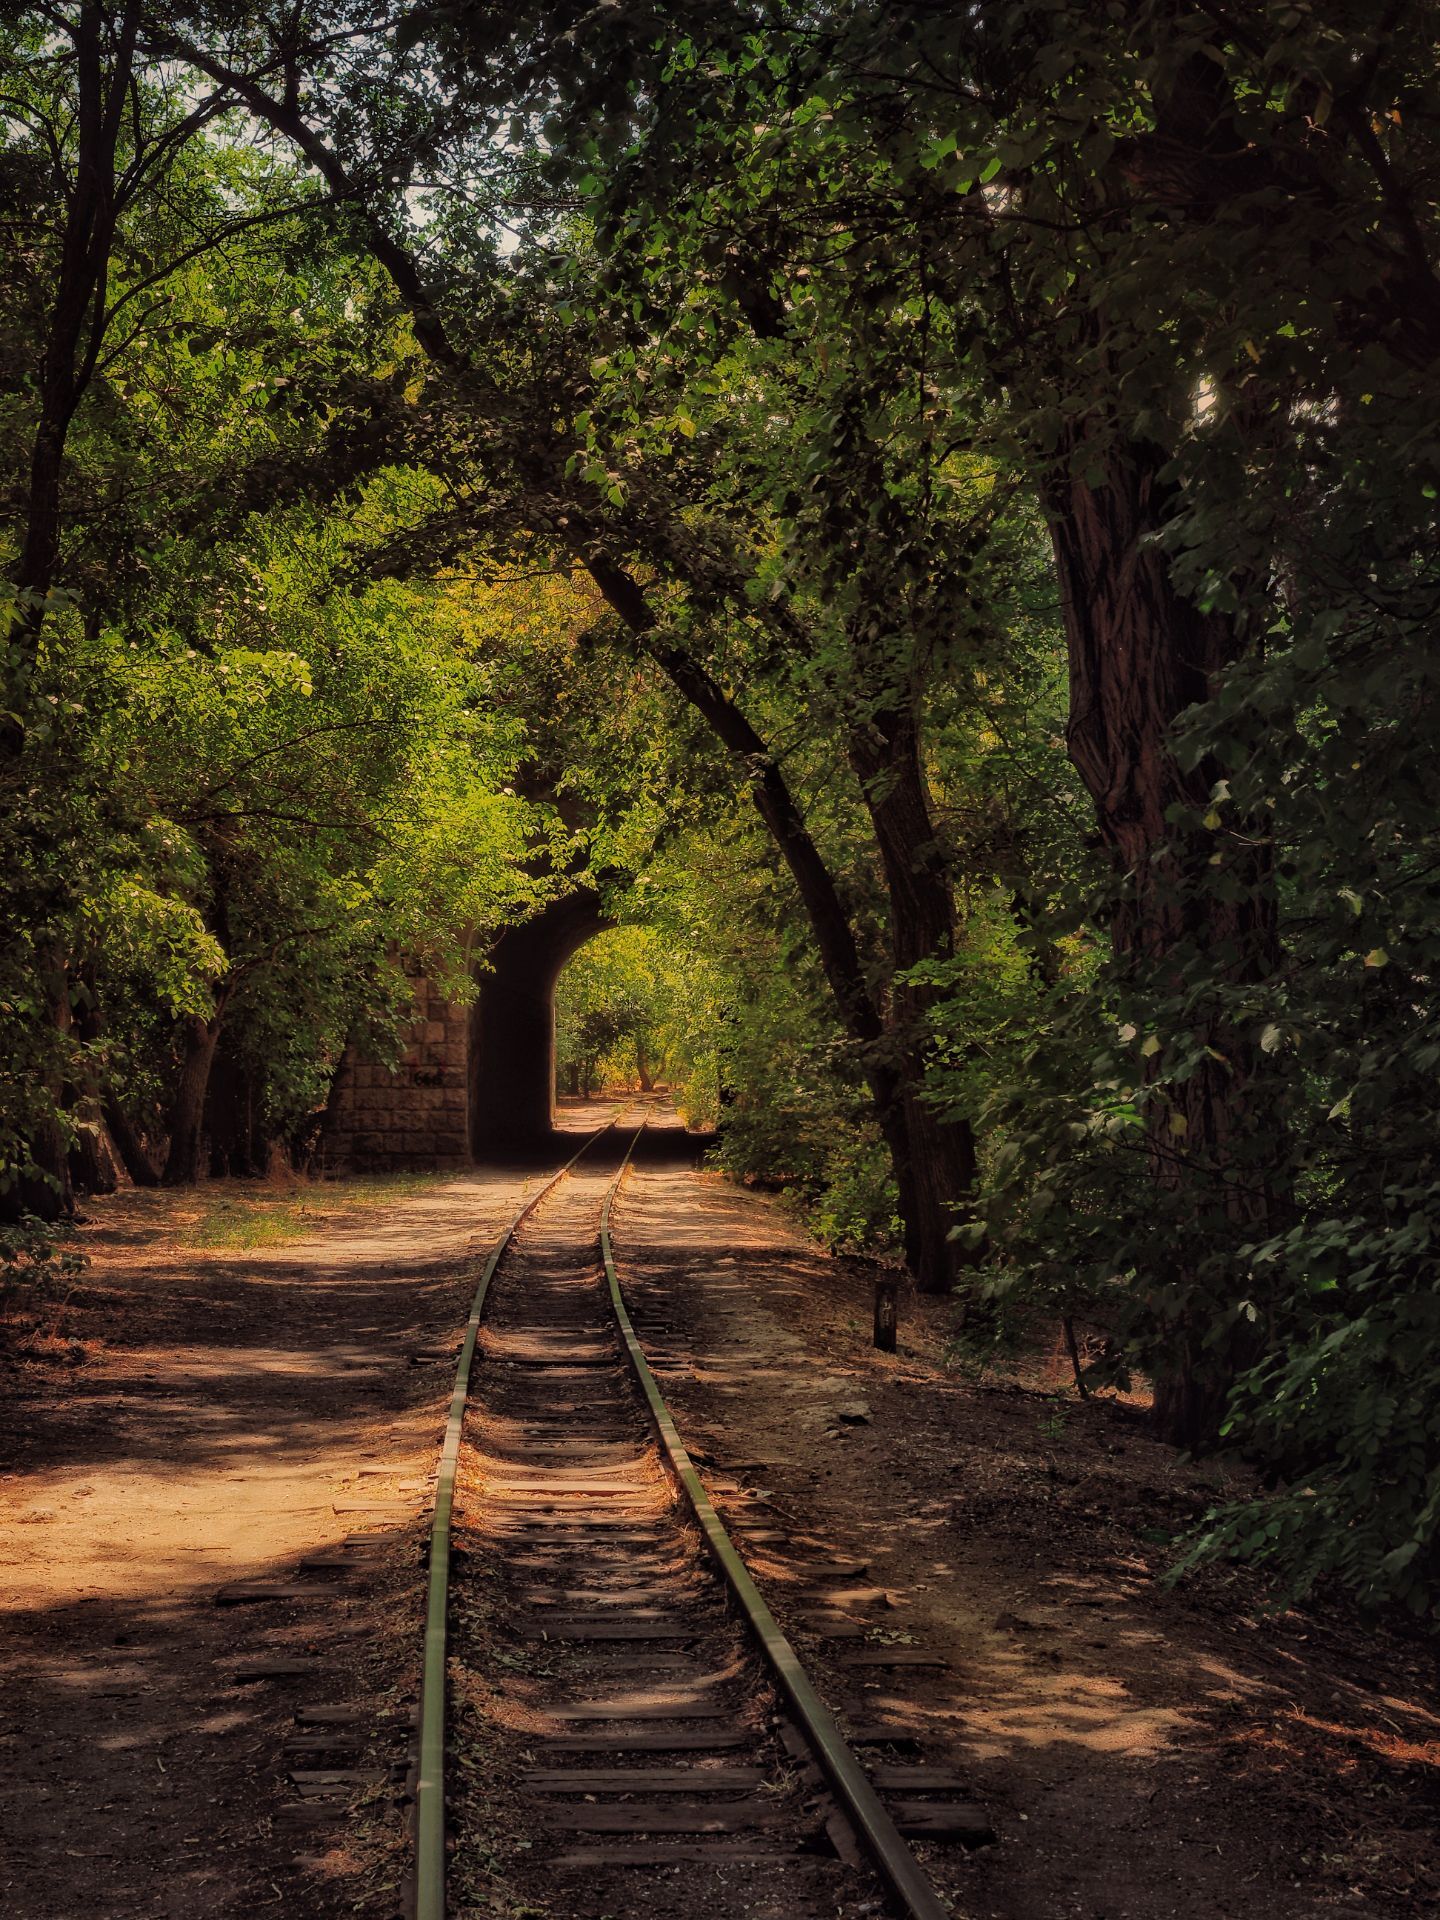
849, 699, 979, 1292
7, 3, 138, 694
163, 1012, 224, 1186
635, 1039, 655, 1093
1047, 434, 1285, 1446
104, 1095, 160, 1186
2, 8, 136, 1217
68, 1108, 122, 1196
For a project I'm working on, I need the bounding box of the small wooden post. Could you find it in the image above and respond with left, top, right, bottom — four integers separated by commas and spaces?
873, 1277, 898, 1353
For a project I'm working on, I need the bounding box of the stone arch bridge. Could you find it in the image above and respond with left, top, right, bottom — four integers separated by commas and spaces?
324, 889, 611, 1169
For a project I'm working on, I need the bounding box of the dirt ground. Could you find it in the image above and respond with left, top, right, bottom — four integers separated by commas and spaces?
0, 1117, 619, 1920
610, 1144, 1440, 1920
2, 1105, 1435, 1920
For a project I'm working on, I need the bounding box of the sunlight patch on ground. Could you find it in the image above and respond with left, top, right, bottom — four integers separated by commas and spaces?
185, 1170, 453, 1249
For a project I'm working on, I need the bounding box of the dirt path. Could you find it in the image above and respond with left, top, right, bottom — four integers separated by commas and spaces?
4, 1112, 1435, 1920
0, 1111, 616, 1920
611, 1146, 1440, 1920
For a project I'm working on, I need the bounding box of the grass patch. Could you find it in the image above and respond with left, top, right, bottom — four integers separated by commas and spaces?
187, 1172, 447, 1249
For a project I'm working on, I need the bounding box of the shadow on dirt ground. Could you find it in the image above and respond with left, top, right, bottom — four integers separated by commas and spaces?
0, 1150, 588, 1920
613, 1161, 1440, 1920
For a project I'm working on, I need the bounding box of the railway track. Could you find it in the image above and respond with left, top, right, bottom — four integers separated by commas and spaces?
429, 1115, 988, 1920
208, 1108, 987, 1914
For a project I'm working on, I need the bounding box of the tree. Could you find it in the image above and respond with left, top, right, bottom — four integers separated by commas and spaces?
146, 4, 1000, 1288
0, 39, 553, 1194
4, 0, 1435, 1605
0, 5, 327, 1213
542, 0, 1438, 1448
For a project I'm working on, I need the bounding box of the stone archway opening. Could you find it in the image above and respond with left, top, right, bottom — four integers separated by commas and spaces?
467, 887, 612, 1156
325, 887, 620, 1171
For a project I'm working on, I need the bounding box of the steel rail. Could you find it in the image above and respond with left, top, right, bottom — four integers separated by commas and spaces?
601, 1129, 954, 1920
414, 1113, 628, 1920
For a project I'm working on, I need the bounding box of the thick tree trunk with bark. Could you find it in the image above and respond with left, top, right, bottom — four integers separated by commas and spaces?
69, 1112, 122, 1196
104, 1096, 160, 1186
1048, 434, 1284, 1446
849, 701, 979, 1292
7, 4, 137, 692
163, 1012, 224, 1186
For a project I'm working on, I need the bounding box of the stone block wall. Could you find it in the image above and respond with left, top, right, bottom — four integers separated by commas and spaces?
323, 973, 470, 1172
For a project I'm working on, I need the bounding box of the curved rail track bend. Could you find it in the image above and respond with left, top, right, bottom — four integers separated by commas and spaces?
416, 1111, 980, 1920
